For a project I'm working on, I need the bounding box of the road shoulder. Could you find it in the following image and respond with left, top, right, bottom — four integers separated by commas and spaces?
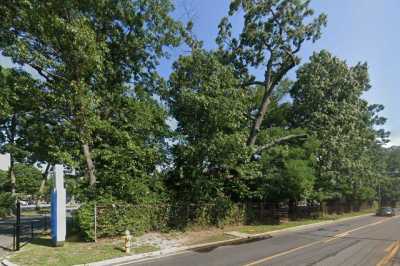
82, 212, 375, 266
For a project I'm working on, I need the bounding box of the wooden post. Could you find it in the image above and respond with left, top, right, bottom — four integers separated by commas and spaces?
16, 201, 20, 251
94, 203, 97, 243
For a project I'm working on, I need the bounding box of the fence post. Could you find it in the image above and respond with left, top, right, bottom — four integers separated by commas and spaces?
16, 201, 21, 251
31, 221, 34, 239
13, 224, 16, 251
94, 203, 97, 243
44, 214, 48, 231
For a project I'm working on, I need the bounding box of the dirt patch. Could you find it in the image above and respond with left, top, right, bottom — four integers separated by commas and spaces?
133, 232, 184, 250
179, 228, 226, 245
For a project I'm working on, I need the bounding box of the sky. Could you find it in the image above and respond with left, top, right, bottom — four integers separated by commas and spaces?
1, 0, 399, 169
164, 0, 400, 146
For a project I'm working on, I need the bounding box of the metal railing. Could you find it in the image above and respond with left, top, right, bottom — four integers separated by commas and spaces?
0, 202, 50, 251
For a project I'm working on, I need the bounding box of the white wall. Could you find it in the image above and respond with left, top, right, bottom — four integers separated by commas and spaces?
0, 153, 10, 171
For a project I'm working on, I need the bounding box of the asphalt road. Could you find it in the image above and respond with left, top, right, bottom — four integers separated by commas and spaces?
122, 213, 400, 266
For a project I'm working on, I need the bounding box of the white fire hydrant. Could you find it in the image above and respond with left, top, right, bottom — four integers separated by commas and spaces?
124, 230, 132, 253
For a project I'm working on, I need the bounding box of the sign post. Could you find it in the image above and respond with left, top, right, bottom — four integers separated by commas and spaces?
51, 164, 66, 247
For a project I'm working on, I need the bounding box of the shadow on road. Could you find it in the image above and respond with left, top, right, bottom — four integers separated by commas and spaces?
192, 236, 270, 253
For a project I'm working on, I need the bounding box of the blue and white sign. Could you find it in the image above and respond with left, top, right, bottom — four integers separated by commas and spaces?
51, 164, 66, 246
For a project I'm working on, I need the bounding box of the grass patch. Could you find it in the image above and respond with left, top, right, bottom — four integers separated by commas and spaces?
9, 235, 159, 266
133, 244, 159, 254
232, 208, 376, 235
323, 208, 376, 220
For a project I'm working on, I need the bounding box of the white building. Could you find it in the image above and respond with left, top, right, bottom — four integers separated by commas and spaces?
0, 153, 10, 171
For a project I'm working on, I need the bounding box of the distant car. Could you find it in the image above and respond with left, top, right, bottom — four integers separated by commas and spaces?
18, 200, 28, 206
376, 207, 395, 217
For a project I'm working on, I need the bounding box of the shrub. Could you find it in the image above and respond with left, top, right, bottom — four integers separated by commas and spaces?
76, 196, 246, 241
187, 198, 245, 228
76, 197, 167, 241
0, 192, 15, 218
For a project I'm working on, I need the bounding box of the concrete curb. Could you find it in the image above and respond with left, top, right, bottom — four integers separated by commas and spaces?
77, 234, 272, 266
80, 212, 374, 266
1, 259, 18, 266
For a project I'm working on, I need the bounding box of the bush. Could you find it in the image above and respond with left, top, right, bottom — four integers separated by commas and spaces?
76, 197, 167, 241
182, 198, 245, 228
0, 192, 15, 218
76, 196, 246, 241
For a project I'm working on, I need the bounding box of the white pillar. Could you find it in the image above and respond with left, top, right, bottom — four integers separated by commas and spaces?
51, 164, 66, 246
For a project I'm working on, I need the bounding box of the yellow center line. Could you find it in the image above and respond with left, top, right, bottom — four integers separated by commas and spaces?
384, 241, 397, 252
324, 219, 386, 243
243, 215, 400, 266
377, 240, 400, 266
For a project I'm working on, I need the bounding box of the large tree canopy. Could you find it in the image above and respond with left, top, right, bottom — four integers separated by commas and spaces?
291, 50, 384, 204
0, 67, 43, 194
216, 0, 327, 146
0, 0, 183, 187
0, 0, 397, 228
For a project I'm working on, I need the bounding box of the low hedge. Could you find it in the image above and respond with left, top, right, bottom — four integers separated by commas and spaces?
76, 198, 245, 241
77, 199, 164, 241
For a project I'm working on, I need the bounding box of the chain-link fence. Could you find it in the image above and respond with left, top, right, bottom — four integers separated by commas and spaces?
78, 202, 327, 241
0, 200, 376, 249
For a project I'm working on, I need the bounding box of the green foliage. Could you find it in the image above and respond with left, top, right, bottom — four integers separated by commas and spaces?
0, 67, 42, 176
0, 0, 184, 186
378, 146, 400, 205
77, 196, 168, 241
14, 164, 42, 196
167, 49, 320, 205
0, 164, 42, 196
217, 0, 327, 146
0, 169, 8, 190
166, 50, 253, 202
291, 50, 383, 203
77, 196, 246, 241
0, 192, 15, 217
0, 0, 395, 235
386, 146, 400, 176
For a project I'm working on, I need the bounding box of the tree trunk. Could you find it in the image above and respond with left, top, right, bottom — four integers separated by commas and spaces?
9, 155, 16, 195
7, 114, 17, 196
39, 164, 51, 195
288, 199, 297, 220
247, 85, 273, 146
83, 143, 96, 186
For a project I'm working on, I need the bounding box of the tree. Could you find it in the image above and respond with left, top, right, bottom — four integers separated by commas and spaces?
167, 50, 317, 207
253, 138, 318, 214
0, 164, 42, 197
0, 0, 182, 187
166, 50, 253, 202
216, 0, 327, 147
0, 67, 41, 195
91, 87, 172, 204
386, 146, 400, 176
378, 146, 400, 206
291, 50, 385, 208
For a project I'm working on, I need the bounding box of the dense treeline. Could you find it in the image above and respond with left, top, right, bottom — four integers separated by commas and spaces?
0, 0, 399, 227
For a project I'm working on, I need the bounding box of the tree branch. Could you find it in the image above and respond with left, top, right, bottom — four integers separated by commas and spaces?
246, 53, 275, 146
253, 133, 308, 156
242, 80, 266, 87
29, 62, 67, 83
